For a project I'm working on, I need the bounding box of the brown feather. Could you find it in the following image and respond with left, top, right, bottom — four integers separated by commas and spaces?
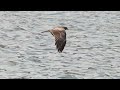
49, 27, 66, 53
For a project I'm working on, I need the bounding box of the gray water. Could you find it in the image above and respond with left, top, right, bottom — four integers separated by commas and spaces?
0, 11, 120, 79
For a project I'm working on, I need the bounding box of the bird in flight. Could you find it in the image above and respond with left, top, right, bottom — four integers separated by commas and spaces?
41, 26, 68, 53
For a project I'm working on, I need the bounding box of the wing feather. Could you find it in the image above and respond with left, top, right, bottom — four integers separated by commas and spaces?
55, 31, 66, 53
49, 28, 66, 53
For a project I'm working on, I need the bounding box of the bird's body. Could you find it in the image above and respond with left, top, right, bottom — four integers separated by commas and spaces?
42, 26, 68, 53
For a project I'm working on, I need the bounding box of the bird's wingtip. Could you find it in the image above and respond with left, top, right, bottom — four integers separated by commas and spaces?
41, 30, 49, 33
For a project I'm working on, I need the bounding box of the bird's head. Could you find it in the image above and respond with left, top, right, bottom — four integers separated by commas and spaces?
63, 27, 68, 30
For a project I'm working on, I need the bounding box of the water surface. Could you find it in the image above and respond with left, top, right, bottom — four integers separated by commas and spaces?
0, 11, 120, 79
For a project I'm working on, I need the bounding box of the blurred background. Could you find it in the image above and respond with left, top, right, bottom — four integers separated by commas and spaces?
0, 11, 120, 79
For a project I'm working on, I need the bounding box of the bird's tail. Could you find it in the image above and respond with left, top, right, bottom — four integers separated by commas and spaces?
41, 30, 49, 33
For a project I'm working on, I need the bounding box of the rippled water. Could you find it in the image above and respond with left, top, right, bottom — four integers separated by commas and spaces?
0, 11, 120, 79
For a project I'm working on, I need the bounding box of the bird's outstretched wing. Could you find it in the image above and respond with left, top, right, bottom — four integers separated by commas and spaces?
50, 30, 66, 53
55, 31, 66, 53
